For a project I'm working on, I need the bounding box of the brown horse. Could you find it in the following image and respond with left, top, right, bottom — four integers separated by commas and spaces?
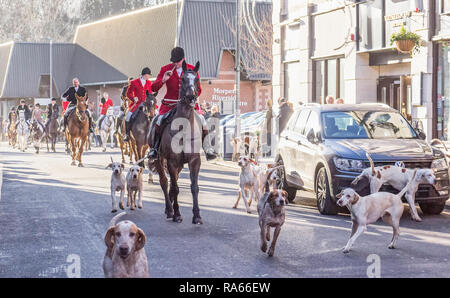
45, 112, 59, 153
66, 94, 90, 167
115, 112, 134, 164
129, 91, 156, 182
149, 61, 204, 224
8, 111, 17, 148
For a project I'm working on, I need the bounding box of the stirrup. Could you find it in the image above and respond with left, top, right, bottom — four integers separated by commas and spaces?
148, 149, 159, 161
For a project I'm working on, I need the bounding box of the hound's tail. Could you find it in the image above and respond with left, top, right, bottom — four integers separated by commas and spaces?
397, 169, 417, 198
366, 152, 375, 176
108, 212, 126, 227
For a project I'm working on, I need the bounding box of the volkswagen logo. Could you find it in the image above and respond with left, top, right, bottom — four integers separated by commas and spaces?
395, 161, 406, 168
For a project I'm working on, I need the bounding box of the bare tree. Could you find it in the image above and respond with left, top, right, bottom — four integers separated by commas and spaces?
222, 0, 273, 79
0, 0, 175, 43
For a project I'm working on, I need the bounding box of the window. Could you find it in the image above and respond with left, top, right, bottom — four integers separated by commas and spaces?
304, 111, 319, 135
314, 58, 345, 103
321, 111, 417, 139
294, 109, 311, 135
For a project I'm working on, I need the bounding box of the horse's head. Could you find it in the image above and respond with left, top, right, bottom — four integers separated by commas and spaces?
180, 61, 200, 107
144, 90, 157, 118
75, 94, 87, 111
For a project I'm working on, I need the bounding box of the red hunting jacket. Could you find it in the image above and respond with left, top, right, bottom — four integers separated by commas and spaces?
152, 63, 202, 115
127, 78, 153, 113
100, 98, 114, 115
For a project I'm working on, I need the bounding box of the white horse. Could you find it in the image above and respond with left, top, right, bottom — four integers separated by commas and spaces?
100, 108, 115, 152
16, 111, 30, 152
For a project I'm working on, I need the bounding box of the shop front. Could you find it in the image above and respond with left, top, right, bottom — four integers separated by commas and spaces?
437, 42, 450, 140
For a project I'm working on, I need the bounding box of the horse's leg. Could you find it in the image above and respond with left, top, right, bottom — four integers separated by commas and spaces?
168, 162, 182, 223
156, 159, 173, 219
78, 136, 86, 167
189, 156, 203, 225
70, 136, 77, 166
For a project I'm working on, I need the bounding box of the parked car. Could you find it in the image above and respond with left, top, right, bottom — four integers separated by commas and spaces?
276, 103, 449, 216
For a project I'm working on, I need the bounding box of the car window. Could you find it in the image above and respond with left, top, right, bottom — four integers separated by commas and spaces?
322, 111, 417, 139
304, 111, 319, 136
294, 110, 311, 135
286, 111, 300, 132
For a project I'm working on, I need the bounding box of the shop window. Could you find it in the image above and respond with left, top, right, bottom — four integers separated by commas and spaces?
313, 58, 345, 104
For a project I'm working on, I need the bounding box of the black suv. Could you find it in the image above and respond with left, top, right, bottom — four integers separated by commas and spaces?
276, 104, 449, 216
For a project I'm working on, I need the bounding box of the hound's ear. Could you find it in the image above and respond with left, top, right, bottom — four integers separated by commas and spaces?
336, 191, 343, 199
282, 190, 289, 204
120, 164, 125, 170
135, 228, 146, 251
139, 167, 144, 174
415, 170, 423, 181
182, 60, 187, 72
194, 61, 200, 73
106, 163, 112, 169
104, 227, 115, 249
352, 193, 360, 204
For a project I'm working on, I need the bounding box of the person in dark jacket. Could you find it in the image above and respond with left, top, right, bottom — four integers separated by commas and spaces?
45, 98, 60, 131
16, 99, 32, 124
277, 97, 294, 136
62, 78, 93, 133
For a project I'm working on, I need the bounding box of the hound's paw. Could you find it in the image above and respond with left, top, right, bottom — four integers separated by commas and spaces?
119, 202, 125, 210
261, 243, 268, 253
268, 247, 275, 257
111, 209, 118, 213
388, 244, 396, 250
342, 248, 351, 254
246, 210, 252, 214
412, 216, 422, 222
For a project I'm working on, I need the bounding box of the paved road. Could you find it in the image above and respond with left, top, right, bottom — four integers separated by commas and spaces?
0, 142, 449, 278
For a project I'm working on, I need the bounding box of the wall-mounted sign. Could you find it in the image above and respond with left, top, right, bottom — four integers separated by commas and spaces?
384, 12, 412, 22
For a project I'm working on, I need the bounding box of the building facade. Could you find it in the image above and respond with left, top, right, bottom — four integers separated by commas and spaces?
273, 0, 448, 140
74, 0, 272, 115
0, 42, 127, 120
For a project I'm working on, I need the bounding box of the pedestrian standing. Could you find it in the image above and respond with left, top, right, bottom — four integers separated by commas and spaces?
278, 98, 294, 136
265, 99, 273, 157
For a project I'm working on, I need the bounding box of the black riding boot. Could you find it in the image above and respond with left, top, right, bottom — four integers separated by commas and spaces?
202, 129, 217, 161
148, 124, 161, 161
88, 116, 94, 134
123, 120, 132, 142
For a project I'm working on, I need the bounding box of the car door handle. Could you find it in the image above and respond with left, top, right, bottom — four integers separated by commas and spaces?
297, 140, 302, 146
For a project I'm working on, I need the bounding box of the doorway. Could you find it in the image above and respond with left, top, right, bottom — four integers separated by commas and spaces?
377, 76, 412, 120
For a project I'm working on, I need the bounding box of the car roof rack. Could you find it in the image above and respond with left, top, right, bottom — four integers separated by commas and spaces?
362, 103, 391, 108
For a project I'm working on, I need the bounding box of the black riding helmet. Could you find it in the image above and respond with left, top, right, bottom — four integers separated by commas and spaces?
141, 67, 151, 76
170, 47, 185, 63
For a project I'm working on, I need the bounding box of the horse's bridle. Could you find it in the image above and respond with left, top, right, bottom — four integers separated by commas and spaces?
180, 70, 199, 108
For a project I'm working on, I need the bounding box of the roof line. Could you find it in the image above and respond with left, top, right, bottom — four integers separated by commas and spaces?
0, 42, 14, 98
76, 1, 177, 30
83, 80, 128, 86
0, 40, 14, 47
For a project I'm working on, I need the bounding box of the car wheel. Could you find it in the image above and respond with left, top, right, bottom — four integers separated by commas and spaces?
276, 158, 298, 203
419, 201, 446, 215
315, 167, 339, 215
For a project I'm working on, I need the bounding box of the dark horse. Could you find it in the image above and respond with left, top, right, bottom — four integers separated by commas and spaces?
46, 111, 59, 152
149, 61, 204, 224
130, 91, 157, 170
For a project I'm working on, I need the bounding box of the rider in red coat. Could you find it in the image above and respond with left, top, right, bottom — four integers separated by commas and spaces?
148, 47, 216, 161
123, 67, 152, 142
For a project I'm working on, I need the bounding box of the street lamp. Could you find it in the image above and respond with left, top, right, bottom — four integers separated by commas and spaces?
42, 37, 53, 100
234, 0, 241, 139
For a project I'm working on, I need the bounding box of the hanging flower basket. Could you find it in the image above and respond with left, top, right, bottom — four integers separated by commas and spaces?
390, 26, 421, 55
395, 39, 416, 54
